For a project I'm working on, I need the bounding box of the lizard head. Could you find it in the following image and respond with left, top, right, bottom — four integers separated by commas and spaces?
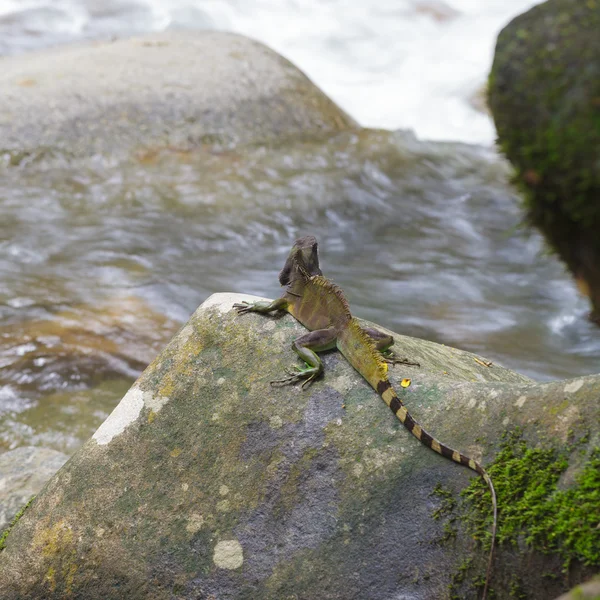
279, 235, 322, 286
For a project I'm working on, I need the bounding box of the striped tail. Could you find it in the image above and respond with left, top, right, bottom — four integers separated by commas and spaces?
337, 319, 497, 600
377, 379, 497, 600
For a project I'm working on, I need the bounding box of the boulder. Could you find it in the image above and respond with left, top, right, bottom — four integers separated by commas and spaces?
488, 0, 600, 321
0, 446, 68, 531
0, 293, 597, 599
0, 31, 356, 163
554, 577, 600, 600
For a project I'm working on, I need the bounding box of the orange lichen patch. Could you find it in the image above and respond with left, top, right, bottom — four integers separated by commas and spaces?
64, 563, 77, 595
135, 148, 161, 165
45, 566, 56, 592
135, 143, 229, 166
17, 79, 37, 87
30, 518, 79, 594
575, 274, 592, 298
141, 40, 169, 47
523, 169, 542, 186
153, 332, 204, 397
38, 520, 72, 557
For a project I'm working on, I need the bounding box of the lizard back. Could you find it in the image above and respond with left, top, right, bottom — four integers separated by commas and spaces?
286, 275, 352, 331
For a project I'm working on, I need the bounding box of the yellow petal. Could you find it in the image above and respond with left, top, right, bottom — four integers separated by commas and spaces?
400, 378, 411, 388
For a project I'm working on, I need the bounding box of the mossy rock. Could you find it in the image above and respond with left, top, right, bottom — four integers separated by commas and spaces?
488, 0, 600, 320
554, 576, 600, 600
0, 293, 598, 599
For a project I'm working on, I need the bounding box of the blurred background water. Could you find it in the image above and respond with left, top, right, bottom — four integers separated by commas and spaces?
0, 0, 538, 143
1, 0, 597, 455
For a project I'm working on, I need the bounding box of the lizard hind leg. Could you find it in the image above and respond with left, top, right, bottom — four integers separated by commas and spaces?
363, 327, 420, 367
271, 327, 338, 389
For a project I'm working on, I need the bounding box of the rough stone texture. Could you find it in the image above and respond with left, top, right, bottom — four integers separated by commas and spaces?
0, 31, 356, 162
488, 0, 600, 321
553, 577, 600, 600
0, 293, 598, 599
0, 447, 69, 530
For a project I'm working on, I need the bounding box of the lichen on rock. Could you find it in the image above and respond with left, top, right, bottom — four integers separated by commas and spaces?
0, 293, 598, 599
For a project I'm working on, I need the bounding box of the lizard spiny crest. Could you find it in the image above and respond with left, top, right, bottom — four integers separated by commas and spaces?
310, 275, 353, 320
345, 318, 389, 375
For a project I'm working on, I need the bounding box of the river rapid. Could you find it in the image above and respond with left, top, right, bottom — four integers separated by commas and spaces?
0, 0, 539, 143
1, 129, 598, 454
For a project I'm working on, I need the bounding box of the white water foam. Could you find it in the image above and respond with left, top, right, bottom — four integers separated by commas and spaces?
0, 0, 540, 143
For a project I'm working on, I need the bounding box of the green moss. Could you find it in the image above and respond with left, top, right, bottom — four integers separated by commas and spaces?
0, 495, 36, 551
488, 0, 600, 312
462, 431, 600, 570
448, 558, 473, 600
430, 483, 459, 543
508, 576, 528, 599
430, 483, 457, 520
566, 576, 600, 600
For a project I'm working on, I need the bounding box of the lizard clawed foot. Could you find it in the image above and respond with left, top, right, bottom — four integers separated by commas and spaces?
270, 367, 319, 389
382, 351, 420, 368
233, 301, 254, 314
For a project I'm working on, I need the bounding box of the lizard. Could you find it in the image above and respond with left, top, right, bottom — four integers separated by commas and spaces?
234, 235, 497, 600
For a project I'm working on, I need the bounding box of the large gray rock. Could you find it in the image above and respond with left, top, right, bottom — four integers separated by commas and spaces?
0, 31, 356, 162
0, 446, 69, 530
489, 0, 600, 321
554, 577, 600, 600
0, 293, 597, 599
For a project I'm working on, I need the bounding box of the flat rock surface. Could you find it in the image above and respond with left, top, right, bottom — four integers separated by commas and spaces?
0, 31, 356, 161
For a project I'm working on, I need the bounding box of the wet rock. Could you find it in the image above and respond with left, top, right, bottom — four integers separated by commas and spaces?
554, 577, 600, 600
0, 31, 356, 164
0, 446, 68, 530
489, 0, 600, 321
0, 293, 597, 599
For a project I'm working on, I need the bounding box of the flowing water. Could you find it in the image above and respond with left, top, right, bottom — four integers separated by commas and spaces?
0, 0, 598, 455
1, 131, 598, 453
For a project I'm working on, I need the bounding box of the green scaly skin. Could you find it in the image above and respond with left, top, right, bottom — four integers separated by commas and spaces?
234, 235, 497, 600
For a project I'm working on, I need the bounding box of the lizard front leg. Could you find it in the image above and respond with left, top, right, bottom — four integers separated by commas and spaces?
271, 328, 338, 389
362, 326, 420, 367
234, 297, 289, 314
